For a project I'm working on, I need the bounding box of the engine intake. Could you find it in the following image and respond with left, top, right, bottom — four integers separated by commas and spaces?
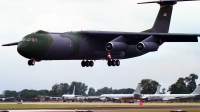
136, 42, 159, 52
105, 42, 128, 52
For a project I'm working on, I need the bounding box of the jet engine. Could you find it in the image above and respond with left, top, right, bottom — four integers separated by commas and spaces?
105, 42, 128, 52
136, 42, 159, 52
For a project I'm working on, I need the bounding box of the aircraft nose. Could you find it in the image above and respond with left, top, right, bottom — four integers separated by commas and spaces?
17, 42, 30, 58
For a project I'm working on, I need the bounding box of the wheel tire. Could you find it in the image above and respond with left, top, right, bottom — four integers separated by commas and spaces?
28, 60, 31, 66
31, 60, 35, 65
116, 60, 120, 66
112, 60, 116, 66
81, 61, 85, 67
89, 61, 94, 67
86, 61, 90, 67
107, 60, 112, 66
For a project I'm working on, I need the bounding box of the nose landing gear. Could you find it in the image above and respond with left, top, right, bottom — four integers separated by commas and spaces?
107, 60, 120, 67
81, 60, 94, 67
28, 60, 35, 66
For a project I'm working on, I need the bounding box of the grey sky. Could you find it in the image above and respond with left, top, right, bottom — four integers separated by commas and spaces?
0, 0, 200, 94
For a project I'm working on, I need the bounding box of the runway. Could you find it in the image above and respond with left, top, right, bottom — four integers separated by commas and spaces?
2, 106, 200, 112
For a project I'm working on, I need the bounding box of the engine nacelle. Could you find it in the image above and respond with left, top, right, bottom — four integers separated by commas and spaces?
136, 42, 159, 52
105, 42, 128, 52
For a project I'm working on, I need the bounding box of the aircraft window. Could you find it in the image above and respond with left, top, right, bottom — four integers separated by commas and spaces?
31, 38, 35, 42
25, 38, 31, 41
21, 38, 26, 41
31, 38, 38, 42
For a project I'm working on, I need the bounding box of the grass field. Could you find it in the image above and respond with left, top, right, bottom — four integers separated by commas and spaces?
0, 102, 199, 108
0, 102, 199, 112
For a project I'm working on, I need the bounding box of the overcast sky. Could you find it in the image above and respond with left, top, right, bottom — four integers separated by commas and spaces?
0, 0, 200, 94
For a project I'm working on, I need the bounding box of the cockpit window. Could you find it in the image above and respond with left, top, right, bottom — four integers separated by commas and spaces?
21, 38, 38, 42
32, 38, 38, 42
21, 38, 26, 41
25, 38, 31, 41
31, 38, 38, 42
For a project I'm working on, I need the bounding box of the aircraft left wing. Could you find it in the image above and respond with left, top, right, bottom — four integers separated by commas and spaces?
79, 31, 199, 43
2, 42, 19, 46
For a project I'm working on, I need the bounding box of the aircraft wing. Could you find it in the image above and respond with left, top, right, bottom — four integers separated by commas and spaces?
2, 42, 19, 46
80, 31, 199, 43
0, 97, 14, 100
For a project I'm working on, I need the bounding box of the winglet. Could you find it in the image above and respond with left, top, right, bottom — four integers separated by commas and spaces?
138, 0, 199, 5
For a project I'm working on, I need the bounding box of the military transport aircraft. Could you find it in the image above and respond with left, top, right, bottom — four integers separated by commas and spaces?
142, 84, 200, 102
99, 83, 142, 102
62, 86, 82, 102
2, 0, 200, 67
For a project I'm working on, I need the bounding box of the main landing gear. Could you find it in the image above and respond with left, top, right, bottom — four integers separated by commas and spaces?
107, 60, 120, 66
28, 60, 35, 66
81, 60, 94, 67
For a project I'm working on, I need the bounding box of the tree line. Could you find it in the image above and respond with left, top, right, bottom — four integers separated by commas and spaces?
1, 74, 198, 99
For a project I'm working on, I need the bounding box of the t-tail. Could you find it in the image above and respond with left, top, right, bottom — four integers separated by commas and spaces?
155, 85, 161, 94
133, 83, 142, 95
72, 86, 75, 95
191, 84, 200, 94
136, 0, 199, 53
140, 0, 198, 33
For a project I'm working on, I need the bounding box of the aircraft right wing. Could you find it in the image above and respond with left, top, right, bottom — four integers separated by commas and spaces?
80, 31, 199, 44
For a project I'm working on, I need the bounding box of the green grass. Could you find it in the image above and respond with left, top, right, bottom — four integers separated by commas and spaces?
0, 102, 199, 111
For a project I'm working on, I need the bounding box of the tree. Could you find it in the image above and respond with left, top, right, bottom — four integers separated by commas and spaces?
141, 79, 159, 94
88, 87, 96, 96
20, 89, 38, 98
168, 78, 188, 94
60, 83, 69, 94
38, 90, 50, 96
96, 87, 112, 95
185, 74, 198, 93
3, 90, 18, 98
50, 83, 61, 96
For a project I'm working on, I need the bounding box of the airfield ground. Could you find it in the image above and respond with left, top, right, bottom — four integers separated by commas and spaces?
0, 102, 199, 112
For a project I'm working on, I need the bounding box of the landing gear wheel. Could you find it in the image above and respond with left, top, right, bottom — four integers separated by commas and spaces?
107, 60, 112, 66
81, 60, 94, 67
89, 61, 94, 67
28, 60, 35, 66
116, 60, 120, 66
81, 61, 86, 67
111, 60, 116, 66
86, 61, 90, 67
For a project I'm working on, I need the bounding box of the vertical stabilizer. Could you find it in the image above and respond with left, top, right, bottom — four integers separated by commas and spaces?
139, 0, 199, 33
155, 85, 161, 94
191, 84, 200, 94
142, 4, 173, 33
133, 83, 142, 95
72, 86, 75, 95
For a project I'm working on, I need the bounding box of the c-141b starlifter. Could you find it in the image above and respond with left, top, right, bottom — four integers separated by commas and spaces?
3, 0, 200, 67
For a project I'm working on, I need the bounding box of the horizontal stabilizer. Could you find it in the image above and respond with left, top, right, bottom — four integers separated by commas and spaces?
138, 0, 199, 4
2, 42, 19, 46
